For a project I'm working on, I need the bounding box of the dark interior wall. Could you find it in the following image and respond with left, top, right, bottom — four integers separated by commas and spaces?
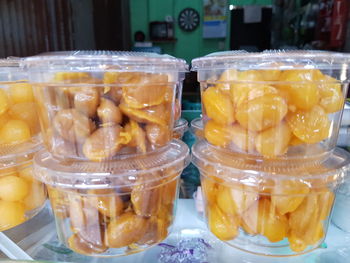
0, 0, 74, 57
230, 8, 272, 51
92, 0, 131, 50
0, 0, 131, 58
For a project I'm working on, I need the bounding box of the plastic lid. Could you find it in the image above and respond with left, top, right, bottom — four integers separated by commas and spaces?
23, 51, 188, 72
0, 57, 27, 81
0, 134, 42, 157
0, 143, 43, 173
190, 117, 203, 131
174, 118, 188, 133
191, 50, 350, 71
192, 140, 350, 189
34, 139, 190, 190
0, 57, 21, 68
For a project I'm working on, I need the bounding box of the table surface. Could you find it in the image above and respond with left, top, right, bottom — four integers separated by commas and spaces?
1, 199, 350, 263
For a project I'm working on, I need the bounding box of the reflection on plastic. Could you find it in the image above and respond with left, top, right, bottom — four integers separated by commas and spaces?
158, 238, 212, 263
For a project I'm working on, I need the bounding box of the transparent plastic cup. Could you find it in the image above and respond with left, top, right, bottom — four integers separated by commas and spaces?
0, 58, 41, 154
22, 51, 188, 162
190, 117, 204, 140
332, 177, 350, 232
192, 140, 350, 256
192, 50, 350, 160
174, 80, 183, 122
173, 118, 188, 139
0, 144, 46, 231
33, 140, 190, 257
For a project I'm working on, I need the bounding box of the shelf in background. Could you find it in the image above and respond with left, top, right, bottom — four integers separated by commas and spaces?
151, 38, 177, 43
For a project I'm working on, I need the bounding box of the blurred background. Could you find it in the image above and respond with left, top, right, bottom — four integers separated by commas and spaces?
0, 0, 348, 60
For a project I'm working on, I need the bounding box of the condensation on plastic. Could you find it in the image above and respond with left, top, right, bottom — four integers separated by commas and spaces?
192, 140, 350, 190
22, 51, 188, 74
192, 50, 350, 74
173, 118, 188, 139
34, 140, 190, 191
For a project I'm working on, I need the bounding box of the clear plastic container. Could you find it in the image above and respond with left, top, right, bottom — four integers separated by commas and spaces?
0, 144, 46, 231
332, 177, 350, 232
22, 51, 188, 161
190, 117, 204, 139
173, 118, 188, 139
174, 81, 183, 122
192, 140, 350, 256
33, 140, 190, 257
0, 58, 41, 154
191, 50, 350, 160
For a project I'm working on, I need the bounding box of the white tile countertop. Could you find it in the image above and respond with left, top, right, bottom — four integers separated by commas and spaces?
1, 199, 350, 263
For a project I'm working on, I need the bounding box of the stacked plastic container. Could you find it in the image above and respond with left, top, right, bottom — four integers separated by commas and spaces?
173, 118, 188, 139
0, 58, 46, 232
22, 51, 190, 257
191, 50, 350, 256
190, 117, 204, 140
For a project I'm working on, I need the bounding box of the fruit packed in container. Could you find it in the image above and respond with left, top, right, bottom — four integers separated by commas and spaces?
22, 51, 188, 161
34, 140, 190, 257
192, 50, 350, 160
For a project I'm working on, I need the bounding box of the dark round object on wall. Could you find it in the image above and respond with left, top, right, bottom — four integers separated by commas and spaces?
134, 31, 146, 42
178, 8, 200, 32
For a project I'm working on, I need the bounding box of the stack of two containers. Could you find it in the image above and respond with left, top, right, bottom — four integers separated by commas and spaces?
191, 51, 350, 256
22, 51, 190, 257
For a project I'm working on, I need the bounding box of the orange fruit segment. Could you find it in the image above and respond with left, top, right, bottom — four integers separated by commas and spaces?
53, 72, 92, 83
288, 232, 308, 252
287, 105, 330, 144
271, 180, 310, 215
0, 89, 9, 115
208, 204, 239, 241
0, 119, 31, 144
122, 83, 169, 109
23, 181, 46, 211
0, 112, 10, 127
0, 200, 25, 231
9, 83, 34, 104
9, 102, 40, 134
230, 124, 256, 152
317, 189, 335, 221
255, 122, 292, 158
318, 76, 344, 113
216, 186, 239, 215
204, 120, 233, 147
0, 175, 29, 202
289, 194, 319, 237
242, 198, 288, 242
203, 86, 235, 125
201, 176, 218, 205
279, 69, 321, 111
235, 94, 288, 132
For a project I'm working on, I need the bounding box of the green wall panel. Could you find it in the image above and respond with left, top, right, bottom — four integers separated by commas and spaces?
130, 0, 272, 62
230, 0, 272, 5
130, 0, 230, 63
130, 0, 149, 38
